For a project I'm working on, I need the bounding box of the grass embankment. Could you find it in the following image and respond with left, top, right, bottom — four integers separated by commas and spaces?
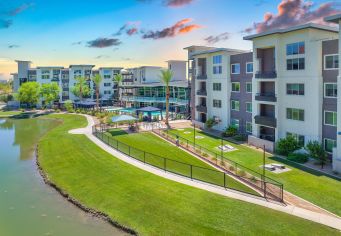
0, 110, 22, 117
37, 114, 340, 235
170, 128, 341, 216
105, 129, 256, 194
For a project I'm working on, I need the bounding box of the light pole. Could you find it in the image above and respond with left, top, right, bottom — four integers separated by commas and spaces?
193, 123, 196, 148
221, 135, 223, 161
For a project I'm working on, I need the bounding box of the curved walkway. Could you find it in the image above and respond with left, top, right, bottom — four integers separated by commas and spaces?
69, 114, 341, 231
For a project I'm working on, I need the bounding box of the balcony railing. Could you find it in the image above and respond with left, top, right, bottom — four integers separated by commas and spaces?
51, 78, 60, 82
255, 71, 277, 79
196, 74, 207, 80
255, 93, 277, 102
259, 134, 275, 142
121, 95, 189, 105
254, 115, 277, 128
196, 90, 207, 96
196, 105, 207, 113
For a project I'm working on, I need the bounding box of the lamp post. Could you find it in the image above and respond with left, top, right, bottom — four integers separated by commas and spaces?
221, 135, 224, 161
193, 123, 196, 148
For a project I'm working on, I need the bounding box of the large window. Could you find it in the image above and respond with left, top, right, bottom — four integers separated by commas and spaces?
324, 138, 336, 153
213, 99, 222, 108
286, 108, 304, 121
213, 83, 221, 91
324, 111, 337, 126
246, 122, 252, 133
287, 83, 304, 95
246, 82, 252, 93
324, 83, 337, 98
103, 74, 111, 79
286, 132, 305, 147
104, 90, 111, 95
213, 65, 222, 74
42, 75, 50, 79
231, 100, 240, 111
286, 42, 305, 55
213, 55, 222, 64
213, 55, 222, 75
231, 63, 240, 74
246, 62, 253, 73
231, 82, 240, 92
287, 58, 305, 70
324, 54, 339, 70
104, 83, 111, 87
246, 102, 252, 113
231, 119, 239, 129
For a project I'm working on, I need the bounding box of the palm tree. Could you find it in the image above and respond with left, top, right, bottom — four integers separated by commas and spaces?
113, 74, 123, 106
91, 74, 103, 110
71, 76, 88, 101
160, 69, 173, 127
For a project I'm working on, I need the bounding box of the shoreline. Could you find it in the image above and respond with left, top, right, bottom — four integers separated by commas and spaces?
35, 144, 137, 236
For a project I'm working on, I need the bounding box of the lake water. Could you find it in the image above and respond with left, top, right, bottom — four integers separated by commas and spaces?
0, 117, 127, 236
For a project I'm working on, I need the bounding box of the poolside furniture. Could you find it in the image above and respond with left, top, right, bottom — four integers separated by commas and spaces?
271, 163, 286, 169
264, 164, 276, 171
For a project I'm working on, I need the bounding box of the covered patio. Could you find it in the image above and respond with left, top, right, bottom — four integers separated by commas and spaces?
136, 106, 163, 122
111, 114, 138, 131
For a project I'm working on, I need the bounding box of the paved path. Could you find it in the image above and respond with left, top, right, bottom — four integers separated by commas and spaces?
69, 114, 341, 231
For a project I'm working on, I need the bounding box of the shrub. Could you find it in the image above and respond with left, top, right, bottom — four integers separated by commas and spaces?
75, 109, 80, 113
64, 100, 73, 113
237, 170, 246, 177
287, 153, 309, 163
223, 126, 238, 137
202, 152, 209, 157
55, 109, 61, 113
220, 160, 225, 167
276, 136, 300, 156
229, 166, 235, 171
251, 176, 257, 183
233, 134, 247, 141
205, 118, 216, 129
306, 141, 328, 168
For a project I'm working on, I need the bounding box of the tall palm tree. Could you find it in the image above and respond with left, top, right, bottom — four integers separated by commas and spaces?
91, 74, 103, 110
160, 69, 173, 127
113, 74, 123, 106
71, 76, 88, 101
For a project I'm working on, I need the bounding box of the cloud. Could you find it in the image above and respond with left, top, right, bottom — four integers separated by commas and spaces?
244, 0, 340, 33
204, 32, 230, 44
87, 38, 122, 48
163, 0, 194, 7
0, 2, 33, 29
72, 41, 82, 45
95, 55, 110, 59
8, 44, 20, 48
0, 19, 12, 29
113, 22, 140, 36
142, 18, 202, 39
8, 3, 34, 16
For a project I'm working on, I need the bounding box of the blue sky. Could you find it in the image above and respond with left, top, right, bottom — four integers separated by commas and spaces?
0, 0, 339, 79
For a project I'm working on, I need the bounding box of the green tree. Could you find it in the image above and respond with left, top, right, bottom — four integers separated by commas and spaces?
16, 82, 41, 107
64, 100, 74, 112
71, 76, 91, 101
113, 74, 123, 106
91, 74, 103, 110
276, 136, 300, 156
40, 82, 60, 108
160, 69, 173, 127
306, 141, 328, 169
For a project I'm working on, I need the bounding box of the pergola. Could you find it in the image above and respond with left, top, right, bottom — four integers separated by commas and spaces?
136, 106, 162, 122
111, 114, 138, 130
74, 100, 96, 109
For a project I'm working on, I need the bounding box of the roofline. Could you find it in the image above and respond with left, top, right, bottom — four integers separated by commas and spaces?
36, 66, 64, 69
98, 67, 124, 70
166, 60, 187, 62
243, 23, 339, 40
15, 60, 32, 63
69, 65, 95, 68
324, 14, 341, 24
191, 48, 248, 57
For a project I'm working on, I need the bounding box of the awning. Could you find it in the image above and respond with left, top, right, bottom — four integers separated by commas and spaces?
136, 106, 161, 112
111, 115, 137, 123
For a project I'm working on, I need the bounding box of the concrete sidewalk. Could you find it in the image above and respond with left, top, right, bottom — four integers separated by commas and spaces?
70, 114, 341, 231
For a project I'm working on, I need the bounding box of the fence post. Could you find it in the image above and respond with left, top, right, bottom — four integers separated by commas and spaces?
224, 173, 226, 188
264, 181, 267, 198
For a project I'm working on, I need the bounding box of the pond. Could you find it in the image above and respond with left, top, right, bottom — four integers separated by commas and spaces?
0, 117, 127, 236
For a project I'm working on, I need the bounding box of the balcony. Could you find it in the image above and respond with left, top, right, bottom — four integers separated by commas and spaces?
51, 78, 60, 82
196, 90, 207, 96
254, 115, 277, 128
196, 105, 207, 113
255, 71, 277, 79
255, 93, 277, 102
196, 74, 207, 80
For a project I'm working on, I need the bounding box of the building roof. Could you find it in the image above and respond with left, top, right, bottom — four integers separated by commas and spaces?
98, 67, 124, 70
111, 115, 137, 123
69, 65, 95, 68
190, 48, 248, 57
325, 14, 341, 24
36, 66, 64, 69
243, 23, 339, 40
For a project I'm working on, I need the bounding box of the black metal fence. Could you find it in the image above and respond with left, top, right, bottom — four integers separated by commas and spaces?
92, 125, 267, 198
152, 128, 284, 202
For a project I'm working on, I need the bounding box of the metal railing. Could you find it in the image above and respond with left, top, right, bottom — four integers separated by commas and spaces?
152, 128, 283, 202
92, 125, 266, 198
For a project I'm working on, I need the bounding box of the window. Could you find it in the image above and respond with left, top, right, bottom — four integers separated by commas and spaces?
213, 55, 222, 64
324, 111, 337, 126
74, 70, 82, 74
232, 82, 240, 92
286, 108, 304, 121
286, 42, 305, 55
246, 102, 252, 113
42, 75, 50, 79
324, 83, 337, 98
104, 83, 111, 87
246, 122, 252, 133
62, 91, 69, 96
231, 100, 240, 111
213, 99, 222, 108
42, 70, 50, 74
231, 63, 240, 74
213, 83, 221, 91
104, 74, 111, 79
246, 82, 252, 93
246, 62, 253, 73
287, 84, 304, 95
287, 58, 305, 70
104, 90, 111, 95
213, 65, 222, 74
324, 138, 336, 153
324, 54, 339, 69
231, 119, 239, 129
286, 132, 305, 147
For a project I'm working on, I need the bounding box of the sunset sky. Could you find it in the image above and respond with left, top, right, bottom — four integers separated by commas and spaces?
0, 0, 340, 80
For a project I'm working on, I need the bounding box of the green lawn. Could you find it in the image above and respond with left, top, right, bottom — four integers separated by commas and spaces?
105, 129, 256, 195
38, 114, 339, 235
0, 110, 22, 117
170, 128, 341, 216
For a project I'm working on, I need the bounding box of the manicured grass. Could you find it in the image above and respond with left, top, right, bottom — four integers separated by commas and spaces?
0, 110, 22, 117
38, 114, 338, 235
105, 129, 257, 195
170, 128, 341, 216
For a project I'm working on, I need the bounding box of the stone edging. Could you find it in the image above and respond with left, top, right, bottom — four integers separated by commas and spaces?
35, 144, 138, 235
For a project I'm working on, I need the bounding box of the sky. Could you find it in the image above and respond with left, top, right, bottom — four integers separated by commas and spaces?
0, 0, 340, 80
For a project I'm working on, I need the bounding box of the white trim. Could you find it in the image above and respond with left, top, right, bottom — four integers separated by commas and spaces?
231, 63, 240, 74
324, 110, 337, 127
323, 83, 337, 98
246, 82, 252, 93
323, 54, 339, 70
246, 62, 253, 74
231, 82, 240, 92
324, 138, 337, 154
245, 102, 252, 113
231, 100, 240, 111
246, 121, 252, 133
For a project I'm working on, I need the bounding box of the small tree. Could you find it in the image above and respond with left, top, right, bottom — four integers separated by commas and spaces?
306, 141, 328, 169
205, 118, 216, 129
71, 76, 91, 101
113, 74, 123, 106
223, 125, 238, 137
276, 136, 300, 156
160, 69, 173, 127
40, 82, 60, 108
16, 82, 41, 108
91, 74, 103, 110
64, 100, 74, 112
